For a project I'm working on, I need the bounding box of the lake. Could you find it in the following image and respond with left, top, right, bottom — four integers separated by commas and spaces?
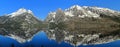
0, 31, 120, 47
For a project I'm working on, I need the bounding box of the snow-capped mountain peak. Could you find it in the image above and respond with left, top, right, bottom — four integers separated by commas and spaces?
70, 5, 83, 10
9, 8, 33, 17
46, 5, 120, 23
64, 5, 101, 18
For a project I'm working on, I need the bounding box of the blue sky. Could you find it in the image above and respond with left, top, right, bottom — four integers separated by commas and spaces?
0, 0, 120, 20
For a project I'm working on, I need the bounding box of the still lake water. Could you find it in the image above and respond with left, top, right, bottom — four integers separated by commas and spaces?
0, 31, 120, 47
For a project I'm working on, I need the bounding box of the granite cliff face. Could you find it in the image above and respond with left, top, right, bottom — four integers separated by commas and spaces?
45, 5, 120, 46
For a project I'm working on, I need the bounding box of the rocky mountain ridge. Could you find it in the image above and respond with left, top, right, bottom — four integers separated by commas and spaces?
45, 5, 120, 46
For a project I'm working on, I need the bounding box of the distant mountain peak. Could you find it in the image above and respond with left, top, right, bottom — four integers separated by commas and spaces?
68, 5, 83, 10
9, 8, 33, 17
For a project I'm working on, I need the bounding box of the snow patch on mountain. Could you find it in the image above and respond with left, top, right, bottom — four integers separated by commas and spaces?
65, 11, 74, 17
65, 5, 100, 18
47, 5, 105, 20
9, 8, 33, 17
70, 5, 83, 10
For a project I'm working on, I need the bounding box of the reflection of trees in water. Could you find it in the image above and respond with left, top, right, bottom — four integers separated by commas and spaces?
99, 29, 120, 38
55, 28, 65, 43
0, 27, 41, 38
46, 15, 120, 45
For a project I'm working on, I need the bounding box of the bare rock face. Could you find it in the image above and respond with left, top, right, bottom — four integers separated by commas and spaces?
45, 5, 120, 46
0, 8, 42, 43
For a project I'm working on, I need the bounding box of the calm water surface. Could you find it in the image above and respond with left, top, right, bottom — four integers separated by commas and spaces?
0, 31, 120, 47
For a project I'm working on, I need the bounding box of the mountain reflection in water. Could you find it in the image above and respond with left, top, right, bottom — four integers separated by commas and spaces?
0, 31, 120, 47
